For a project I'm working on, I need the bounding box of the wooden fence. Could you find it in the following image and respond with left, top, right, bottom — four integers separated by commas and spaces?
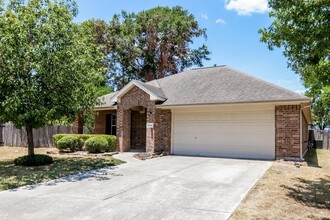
2, 123, 72, 147
314, 130, 330, 150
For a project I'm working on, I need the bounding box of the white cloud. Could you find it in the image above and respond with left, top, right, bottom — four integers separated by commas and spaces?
225, 0, 269, 16
201, 13, 209, 19
216, 18, 226, 24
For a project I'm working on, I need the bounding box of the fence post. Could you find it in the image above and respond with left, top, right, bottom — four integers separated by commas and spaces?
0, 124, 4, 146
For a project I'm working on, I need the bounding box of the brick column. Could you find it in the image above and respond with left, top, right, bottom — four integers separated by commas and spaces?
117, 107, 131, 152
154, 109, 172, 153
275, 105, 301, 158
146, 106, 156, 153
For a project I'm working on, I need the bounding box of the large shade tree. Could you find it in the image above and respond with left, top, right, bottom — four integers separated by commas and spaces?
259, 0, 330, 129
0, 0, 105, 155
88, 6, 210, 89
80, 19, 112, 96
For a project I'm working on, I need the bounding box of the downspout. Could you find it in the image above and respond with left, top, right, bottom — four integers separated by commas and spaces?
170, 111, 174, 154
300, 108, 303, 160
300, 105, 311, 159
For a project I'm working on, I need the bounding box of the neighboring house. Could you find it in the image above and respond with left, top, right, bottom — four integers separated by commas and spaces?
73, 65, 312, 160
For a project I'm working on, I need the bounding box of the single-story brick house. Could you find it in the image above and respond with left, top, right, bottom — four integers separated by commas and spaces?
74, 65, 312, 160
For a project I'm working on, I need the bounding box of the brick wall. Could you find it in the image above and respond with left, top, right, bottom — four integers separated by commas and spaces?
72, 113, 83, 134
72, 118, 79, 134
275, 105, 301, 158
94, 110, 116, 134
72, 110, 116, 134
116, 86, 172, 153
117, 86, 156, 152
130, 110, 147, 150
154, 109, 172, 153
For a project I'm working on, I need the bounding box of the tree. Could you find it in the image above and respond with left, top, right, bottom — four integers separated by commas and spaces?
80, 19, 113, 96
76, 19, 113, 134
0, 0, 105, 155
259, 0, 330, 128
107, 6, 210, 89
305, 86, 330, 130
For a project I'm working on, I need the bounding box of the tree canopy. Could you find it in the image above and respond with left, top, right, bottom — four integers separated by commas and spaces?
84, 6, 210, 89
0, 0, 106, 155
259, 0, 330, 129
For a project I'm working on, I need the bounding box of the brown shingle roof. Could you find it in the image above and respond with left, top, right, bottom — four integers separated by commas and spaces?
146, 65, 310, 106
98, 65, 310, 108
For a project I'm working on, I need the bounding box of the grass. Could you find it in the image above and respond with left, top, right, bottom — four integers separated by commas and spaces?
0, 147, 124, 191
231, 149, 330, 220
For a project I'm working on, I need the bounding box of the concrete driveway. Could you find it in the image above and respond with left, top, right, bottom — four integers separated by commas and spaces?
0, 153, 272, 220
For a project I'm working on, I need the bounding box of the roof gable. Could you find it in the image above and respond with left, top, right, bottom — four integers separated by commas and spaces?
111, 80, 166, 103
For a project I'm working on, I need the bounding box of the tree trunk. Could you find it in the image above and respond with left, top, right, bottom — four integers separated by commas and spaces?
26, 126, 34, 156
78, 112, 84, 134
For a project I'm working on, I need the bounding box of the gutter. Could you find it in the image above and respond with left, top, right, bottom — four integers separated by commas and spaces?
156, 99, 311, 109
300, 108, 303, 160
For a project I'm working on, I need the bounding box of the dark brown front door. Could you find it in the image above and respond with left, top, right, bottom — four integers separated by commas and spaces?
130, 110, 146, 150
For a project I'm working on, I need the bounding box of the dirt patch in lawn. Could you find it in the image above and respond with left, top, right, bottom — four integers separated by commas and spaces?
0, 147, 51, 161
0, 147, 124, 191
231, 149, 330, 220
134, 152, 168, 160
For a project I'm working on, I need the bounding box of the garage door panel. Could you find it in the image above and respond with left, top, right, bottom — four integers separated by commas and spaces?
174, 111, 274, 121
174, 122, 219, 133
172, 108, 275, 160
175, 123, 274, 135
174, 133, 274, 147
175, 121, 274, 136
173, 144, 274, 159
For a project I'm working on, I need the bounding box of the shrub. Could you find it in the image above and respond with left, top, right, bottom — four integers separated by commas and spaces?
103, 135, 116, 152
14, 154, 53, 166
53, 134, 116, 152
85, 137, 108, 153
53, 134, 66, 148
57, 135, 83, 152
93, 135, 116, 152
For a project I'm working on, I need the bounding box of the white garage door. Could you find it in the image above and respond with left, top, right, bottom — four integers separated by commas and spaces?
172, 106, 275, 159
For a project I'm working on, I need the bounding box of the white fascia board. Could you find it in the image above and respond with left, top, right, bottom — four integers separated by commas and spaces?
156, 100, 310, 109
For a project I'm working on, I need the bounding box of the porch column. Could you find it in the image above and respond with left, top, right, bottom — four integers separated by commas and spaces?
117, 107, 131, 152
146, 106, 156, 153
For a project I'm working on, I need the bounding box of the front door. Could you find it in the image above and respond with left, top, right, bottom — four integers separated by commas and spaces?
130, 110, 146, 150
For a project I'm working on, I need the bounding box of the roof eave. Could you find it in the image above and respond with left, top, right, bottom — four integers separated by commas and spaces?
301, 105, 313, 124
156, 99, 311, 108
94, 106, 117, 111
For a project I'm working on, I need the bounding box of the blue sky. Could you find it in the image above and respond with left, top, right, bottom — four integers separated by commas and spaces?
75, 0, 305, 93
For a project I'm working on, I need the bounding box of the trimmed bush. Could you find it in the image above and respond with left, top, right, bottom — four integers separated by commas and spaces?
57, 135, 83, 152
85, 137, 108, 153
100, 135, 116, 152
53, 134, 66, 148
14, 154, 53, 166
53, 134, 116, 152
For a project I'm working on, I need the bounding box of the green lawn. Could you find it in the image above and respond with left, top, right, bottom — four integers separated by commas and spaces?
0, 147, 124, 191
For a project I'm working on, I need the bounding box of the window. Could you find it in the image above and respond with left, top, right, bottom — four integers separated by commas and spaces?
106, 114, 116, 136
